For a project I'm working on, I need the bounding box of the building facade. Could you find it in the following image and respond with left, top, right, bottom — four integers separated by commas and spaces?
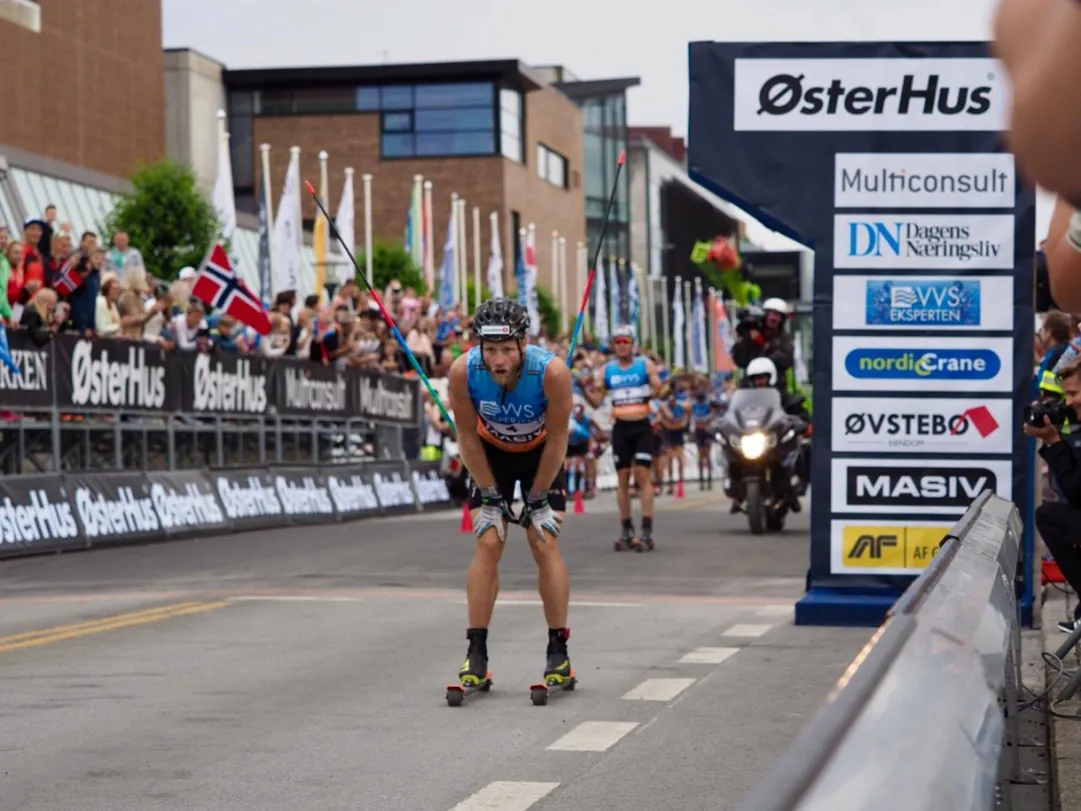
210, 59, 585, 296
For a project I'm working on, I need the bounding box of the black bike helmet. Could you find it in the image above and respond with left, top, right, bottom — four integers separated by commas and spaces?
473, 297, 530, 341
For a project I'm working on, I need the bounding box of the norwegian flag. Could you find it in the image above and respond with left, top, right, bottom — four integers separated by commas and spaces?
192, 243, 272, 335
53, 256, 84, 297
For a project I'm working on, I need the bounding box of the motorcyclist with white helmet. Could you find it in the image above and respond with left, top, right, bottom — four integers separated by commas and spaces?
732, 297, 795, 394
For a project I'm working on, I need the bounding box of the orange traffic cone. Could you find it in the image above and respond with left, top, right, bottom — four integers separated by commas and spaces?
460, 502, 474, 533
574, 489, 585, 514
676, 480, 685, 499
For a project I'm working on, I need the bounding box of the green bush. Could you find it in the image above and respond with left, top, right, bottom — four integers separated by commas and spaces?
355, 240, 428, 295
100, 159, 221, 281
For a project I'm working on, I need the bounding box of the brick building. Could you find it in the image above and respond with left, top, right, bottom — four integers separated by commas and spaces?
221, 61, 585, 295
0, 1, 165, 248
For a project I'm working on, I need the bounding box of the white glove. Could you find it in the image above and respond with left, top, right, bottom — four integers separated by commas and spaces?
474, 487, 510, 543
523, 493, 563, 540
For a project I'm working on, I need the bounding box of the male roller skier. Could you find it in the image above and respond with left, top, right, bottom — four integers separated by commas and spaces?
581, 324, 664, 550
447, 297, 576, 689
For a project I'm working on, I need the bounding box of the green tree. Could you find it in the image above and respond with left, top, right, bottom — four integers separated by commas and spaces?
100, 159, 221, 282
536, 285, 563, 337
355, 240, 428, 295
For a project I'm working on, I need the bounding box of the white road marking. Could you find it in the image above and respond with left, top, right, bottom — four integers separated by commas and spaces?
621, 678, 696, 701
451, 599, 644, 608
228, 595, 366, 603
678, 647, 740, 665
546, 721, 639, 752
755, 605, 794, 618
724, 623, 774, 638
449, 781, 560, 811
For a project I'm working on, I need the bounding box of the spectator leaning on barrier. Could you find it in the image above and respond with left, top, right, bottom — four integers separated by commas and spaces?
1030, 355, 1081, 632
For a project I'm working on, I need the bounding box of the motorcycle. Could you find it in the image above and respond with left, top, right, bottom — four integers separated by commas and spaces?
717, 387, 807, 534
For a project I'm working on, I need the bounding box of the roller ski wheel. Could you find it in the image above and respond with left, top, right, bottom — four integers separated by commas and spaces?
445, 671, 493, 707
614, 526, 636, 552
530, 670, 577, 706
636, 529, 654, 552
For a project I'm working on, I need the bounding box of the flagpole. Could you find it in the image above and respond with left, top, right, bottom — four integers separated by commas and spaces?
456, 197, 467, 311
472, 205, 481, 312
361, 173, 373, 288
259, 143, 276, 300
318, 150, 329, 301
423, 180, 434, 294
489, 210, 501, 296
662, 278, 671, 366
683, 279, 692, 373
411, 175, 423, 260
449, 192, 459, 304
558, 236, 567, 336
550, 230, 559, 329
339, 167, 356, 285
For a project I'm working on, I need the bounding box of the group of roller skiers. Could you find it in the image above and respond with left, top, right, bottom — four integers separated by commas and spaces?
447, 296, 802, 694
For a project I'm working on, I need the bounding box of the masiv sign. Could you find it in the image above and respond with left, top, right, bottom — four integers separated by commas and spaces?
0, 332, 420, 425
688, 41, 1036, 627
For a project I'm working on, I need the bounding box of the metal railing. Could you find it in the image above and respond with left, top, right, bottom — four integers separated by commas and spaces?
735, 492, 1043, 811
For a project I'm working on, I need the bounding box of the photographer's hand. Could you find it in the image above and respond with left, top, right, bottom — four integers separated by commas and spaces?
1024, 415, 1062, 444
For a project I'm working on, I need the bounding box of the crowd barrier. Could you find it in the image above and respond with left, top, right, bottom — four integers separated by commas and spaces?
0, 332, 420, 424
0, 459, 453, 558
735, 491, 1029, 811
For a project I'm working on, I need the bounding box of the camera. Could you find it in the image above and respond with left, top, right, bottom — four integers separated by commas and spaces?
1025, 397, 1073, 430
735, 306, 764, 336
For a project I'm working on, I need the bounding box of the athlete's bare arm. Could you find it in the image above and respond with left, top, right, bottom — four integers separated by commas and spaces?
532, 357, 574, 494
448, 354, 498, 489
581, 371, 606, 409
645, 359, 664, 395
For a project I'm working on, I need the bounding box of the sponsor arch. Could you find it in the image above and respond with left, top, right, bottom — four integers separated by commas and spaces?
688, 41, 1035, 626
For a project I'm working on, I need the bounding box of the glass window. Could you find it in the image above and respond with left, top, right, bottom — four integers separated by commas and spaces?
414, 82, 493, 108
612, 94, 626, 129
536, 144, 547, 177
416, 131, 495, 157
294, 87, 356, 114
380, 85, 413, 110
501, 133, 522, 163
500, 88, 521, 116
381, 133, 414, 158
414, 107, 494, 132
500, 108, 520, 140
259, 90, 292, 115
584, 100, 603, 130
586, 198, 606, 218
229, 91, 254, 116
229, 114, 254, 187
584, 132, 604, 197
355, 87, 380, 111
382, 112, 412, 132
548, 154, 566, 188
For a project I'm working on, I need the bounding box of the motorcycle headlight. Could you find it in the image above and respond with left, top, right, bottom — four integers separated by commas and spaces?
741, 432, 767, 460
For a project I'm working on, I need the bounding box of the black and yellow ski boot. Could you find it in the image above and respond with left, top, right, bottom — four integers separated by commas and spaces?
530, 628, 576, 705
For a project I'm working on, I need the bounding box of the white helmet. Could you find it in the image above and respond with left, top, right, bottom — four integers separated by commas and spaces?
612, 324, 636, 342
762, 298, 790, 316
746, 356, 778, 385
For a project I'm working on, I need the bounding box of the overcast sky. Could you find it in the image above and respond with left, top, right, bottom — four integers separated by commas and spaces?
162, 0, 1002, 138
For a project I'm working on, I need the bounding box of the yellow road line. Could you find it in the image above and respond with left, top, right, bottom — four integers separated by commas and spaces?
0, 601, 232, 653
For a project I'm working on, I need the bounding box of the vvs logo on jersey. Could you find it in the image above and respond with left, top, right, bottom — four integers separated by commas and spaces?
848, 466, 994, 508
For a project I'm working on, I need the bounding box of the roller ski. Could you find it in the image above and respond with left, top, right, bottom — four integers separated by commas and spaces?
614, 522, 637, 552
636, 521, 655, 552
530, 629, 576, 706
446, 633, 493, 707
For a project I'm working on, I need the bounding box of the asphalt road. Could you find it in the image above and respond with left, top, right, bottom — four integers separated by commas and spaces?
0, 489, 873, 811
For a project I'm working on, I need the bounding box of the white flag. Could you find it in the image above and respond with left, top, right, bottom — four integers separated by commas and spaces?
692, 279, 708, 373
272, 149, 304, 295
593, 262, 609, 341
334, 169, 356, 284
487, 218, 504, 298
525, 227, 541, 337
672, 282, 685, 370
211, 123, 244, 286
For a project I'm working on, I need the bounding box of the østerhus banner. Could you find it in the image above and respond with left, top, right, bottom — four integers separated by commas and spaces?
2, 334, 421, 425
688, 41, 1035, 626
0, 460, 455, 559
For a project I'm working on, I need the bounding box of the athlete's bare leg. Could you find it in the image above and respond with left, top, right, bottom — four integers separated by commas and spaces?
526, 518, 570, 627
634, 464, 654, 517
466, 516, 509, 627
616, 468, 633, 520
